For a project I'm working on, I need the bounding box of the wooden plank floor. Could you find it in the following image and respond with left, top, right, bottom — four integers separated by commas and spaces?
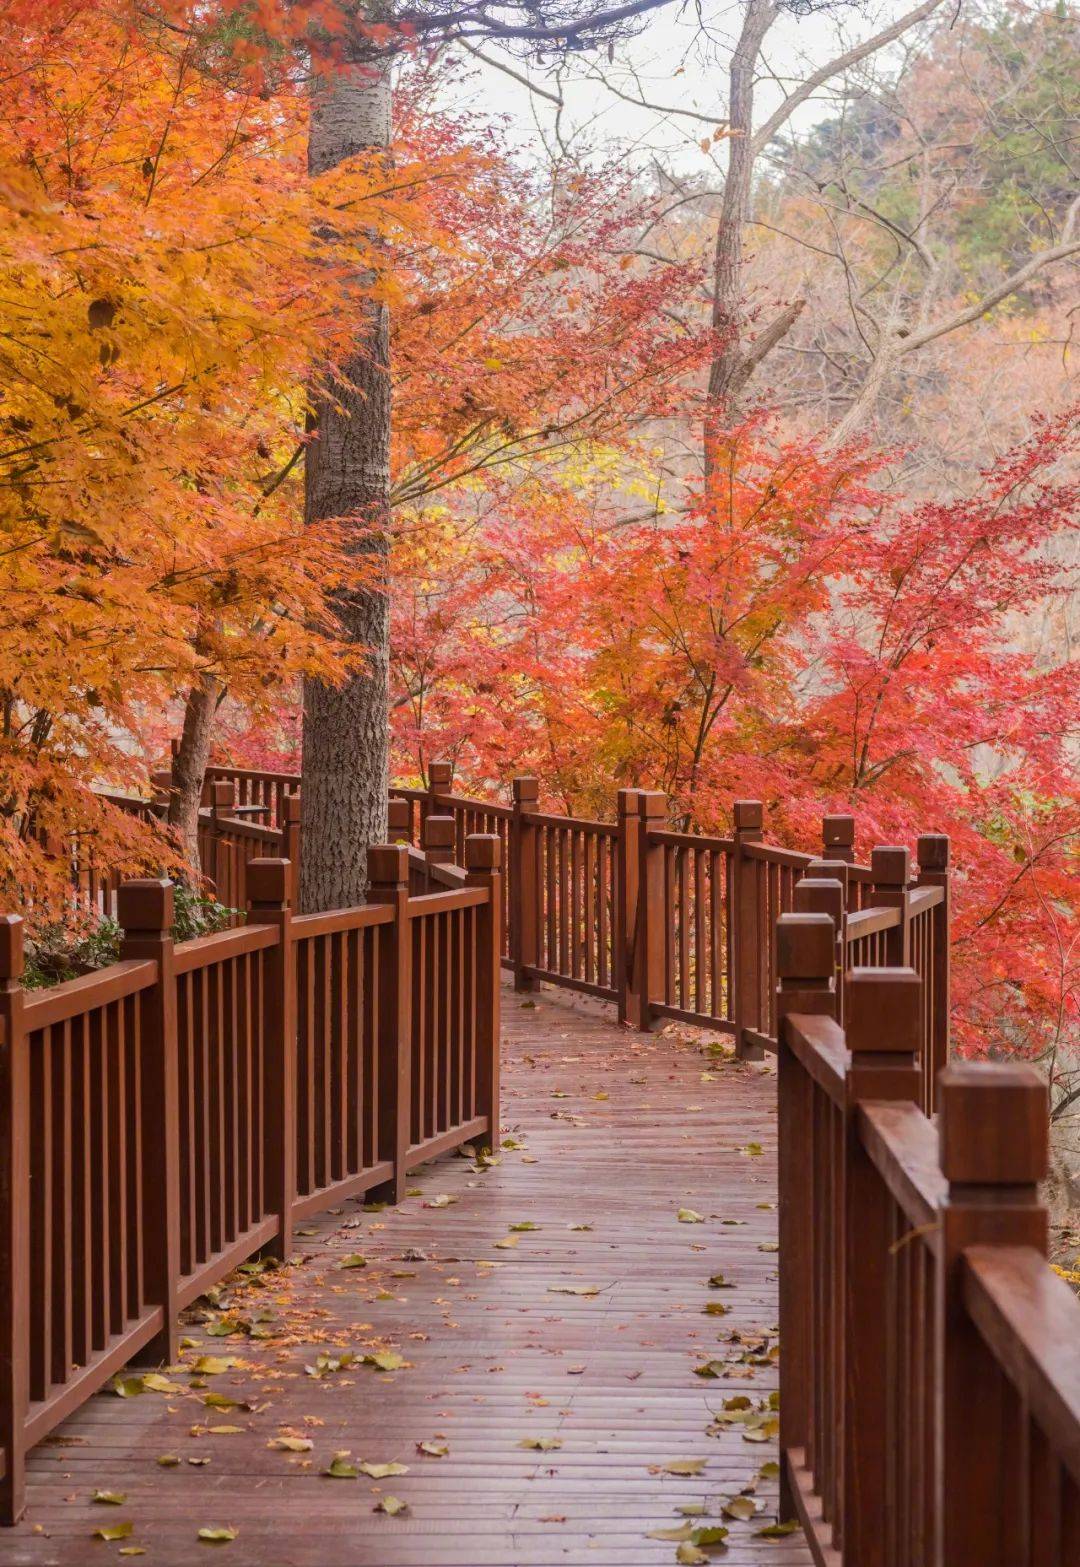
5, 984, 811, 1566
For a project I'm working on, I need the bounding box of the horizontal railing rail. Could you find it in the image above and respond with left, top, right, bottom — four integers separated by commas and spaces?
775, 908, 1080, 1567
0, 835, 502, 1524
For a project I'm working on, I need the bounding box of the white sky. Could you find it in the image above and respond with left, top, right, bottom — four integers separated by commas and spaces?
447, 0, 928, 170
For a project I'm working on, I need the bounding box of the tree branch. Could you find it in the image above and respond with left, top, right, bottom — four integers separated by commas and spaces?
751, 0, 948, 155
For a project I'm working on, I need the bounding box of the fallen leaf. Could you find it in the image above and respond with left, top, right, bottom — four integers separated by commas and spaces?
416, 1441, 448, 1457
757, 1521, 800, 1537
722, 1496, 757, 1520
268, 1435, 314, 1453
339, 1254, 368, 1270
362, 1350, 407, 1372
547, 1284, 600, 1296
661, 1458, 706, 1476
678, 1209, 704, 1224
197, 1526, 237, 1544
92, 1522, 134, 1542
91, 1490, 126, 1505
323, 1454, 358, 1479
375, 1496, 409, 1516
358, 1461, 409, 1479
509, 1221, 539, 1232
519, 1436, 562, 1451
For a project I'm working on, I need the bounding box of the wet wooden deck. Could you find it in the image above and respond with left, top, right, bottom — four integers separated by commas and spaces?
5, 984, 810, 1566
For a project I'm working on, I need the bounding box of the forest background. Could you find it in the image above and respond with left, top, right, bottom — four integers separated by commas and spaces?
0, 0, 1076, 1186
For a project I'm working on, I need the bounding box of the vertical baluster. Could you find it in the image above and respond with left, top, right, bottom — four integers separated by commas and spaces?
511, 778, 539, 991
0, 916, 28, 1523
368, 846, 411, 1202
917, 835, 950, 1115
616, 792, 643, 1027
248, 860, 294, 1258
732, 801, 765, 1059
584, 830, 596, 987
118, 880, 180, 1364
466, 837, 502, 1147
635, 792, 666, 1031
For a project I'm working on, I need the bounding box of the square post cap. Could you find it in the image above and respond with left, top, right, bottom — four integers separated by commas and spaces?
638, 790, 667, 821
871, 846, 911, 887
917, 834, 949, 873
247, 858, 291, 907
423, 814, 456, 851
793, 877, 845, 923
512, 775, 540, 804
845, 967, 921, 1054
939, 1063, 1048, 1185
822, 814, 855, 848
368, 843, 409, 888
466, 833, 502, 871
210, 780, 235, 810
776, 912, 835, 981
428, 760, 454, 788
118, 878, 174, 932
0, 913, 24, 979
733, 800, 763, 832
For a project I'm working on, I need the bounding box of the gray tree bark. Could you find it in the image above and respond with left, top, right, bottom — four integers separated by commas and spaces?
168, 645, 222, 871
300, 53, 392, 913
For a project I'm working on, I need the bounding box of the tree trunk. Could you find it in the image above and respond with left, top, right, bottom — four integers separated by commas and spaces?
168, 668, 221, 870
704, 0, 779, 475
300, 53, 392, 914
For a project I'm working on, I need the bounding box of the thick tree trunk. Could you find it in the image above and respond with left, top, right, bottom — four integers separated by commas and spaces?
300, 55, 392, 913
168, 668, 221, 870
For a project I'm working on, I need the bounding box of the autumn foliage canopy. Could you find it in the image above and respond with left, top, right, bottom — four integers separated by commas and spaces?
0, 1, 1076, 1063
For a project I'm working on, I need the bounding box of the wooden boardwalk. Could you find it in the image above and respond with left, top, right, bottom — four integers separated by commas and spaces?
4, 984, 810, 1566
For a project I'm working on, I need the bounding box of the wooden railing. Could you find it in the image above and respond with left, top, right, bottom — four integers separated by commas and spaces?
0, 836, 501, 1524
775, 906, 1080, 1567
382, 766, 954, 1108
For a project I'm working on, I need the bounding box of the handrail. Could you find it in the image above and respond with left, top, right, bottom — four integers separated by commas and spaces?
857, 1099, 947, 1232
963, 1246, 1080, 1486
22, 958, 157, 1029
781, 1010, 848, 1099
775, 913, 1079, 1567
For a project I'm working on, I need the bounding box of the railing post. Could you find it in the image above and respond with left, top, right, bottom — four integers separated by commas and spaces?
775, 912, 837, 1522
822, 813, 855, 865
387, 796, 413, 846
117, 879, 181, 1366
794, 872, 846, 1020
209, 779, 236, 898
247, 859, 296, 1261
917, 834, 951, 1107
633, 791, 666, 1033
368, 844, 412, 1203
422, 813, 455, 886
510, 777, 540, 991
0, 916, 28, 1524
280, 792, 301, 899
615, 790, 642, 1026
870, 845, 911, 965
732, 800, 764, 1060
842, 967, 922, 1565
936, 1063, 1049, 1567
426, 759, 454, 827
466, 835, 503, 1148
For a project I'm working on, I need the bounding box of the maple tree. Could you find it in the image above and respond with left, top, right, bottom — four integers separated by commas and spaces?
0, 0, 458, 905
389, 410, 1079, 1061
